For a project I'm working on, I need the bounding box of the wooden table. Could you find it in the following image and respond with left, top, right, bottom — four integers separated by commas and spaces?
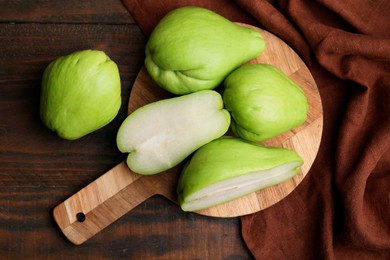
0, 1, 253, 259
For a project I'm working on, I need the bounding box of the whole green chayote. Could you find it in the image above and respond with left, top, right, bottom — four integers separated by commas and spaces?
40, 49, 121, 140
145, 6, 265, 95
223, 64, 308, 142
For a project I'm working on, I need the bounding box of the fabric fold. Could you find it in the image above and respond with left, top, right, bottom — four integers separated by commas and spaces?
122, 0, 390, 258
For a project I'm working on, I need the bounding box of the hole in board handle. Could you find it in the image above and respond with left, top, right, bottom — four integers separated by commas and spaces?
76, 212, 86, 222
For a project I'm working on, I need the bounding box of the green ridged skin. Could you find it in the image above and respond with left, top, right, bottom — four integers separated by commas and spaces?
40, 50, 121, 140
145, 6, 265, 95
177, 137, 303, 211
223, 64, 308, 142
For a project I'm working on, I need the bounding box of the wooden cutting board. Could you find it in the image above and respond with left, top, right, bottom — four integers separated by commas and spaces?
53, 24, 323, 245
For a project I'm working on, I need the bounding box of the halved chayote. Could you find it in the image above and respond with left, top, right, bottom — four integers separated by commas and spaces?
177, 137, 303, 212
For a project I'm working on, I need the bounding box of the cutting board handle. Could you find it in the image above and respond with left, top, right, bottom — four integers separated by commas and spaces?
53, 161, 179, 245
52, 24, 323, 245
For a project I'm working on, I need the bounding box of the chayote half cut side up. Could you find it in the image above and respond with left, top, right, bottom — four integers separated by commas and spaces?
177, 137, 303, 212
116, 90, 231, 175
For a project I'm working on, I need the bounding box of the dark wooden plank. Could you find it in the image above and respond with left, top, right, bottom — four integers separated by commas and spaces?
0, 22, 253, 259
0, 192, 251, 259
0, 0, 134, 24
0, 23, 146, 188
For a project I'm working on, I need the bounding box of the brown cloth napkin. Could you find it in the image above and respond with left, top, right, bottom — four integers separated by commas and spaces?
122, 0, 390, 258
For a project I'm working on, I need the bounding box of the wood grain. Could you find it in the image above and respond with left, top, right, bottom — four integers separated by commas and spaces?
53, 23, 322, 245
128, 26, 323, 217
0, 1, 253, 258
0, 0, 134, 24
0, 23, 145, 188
